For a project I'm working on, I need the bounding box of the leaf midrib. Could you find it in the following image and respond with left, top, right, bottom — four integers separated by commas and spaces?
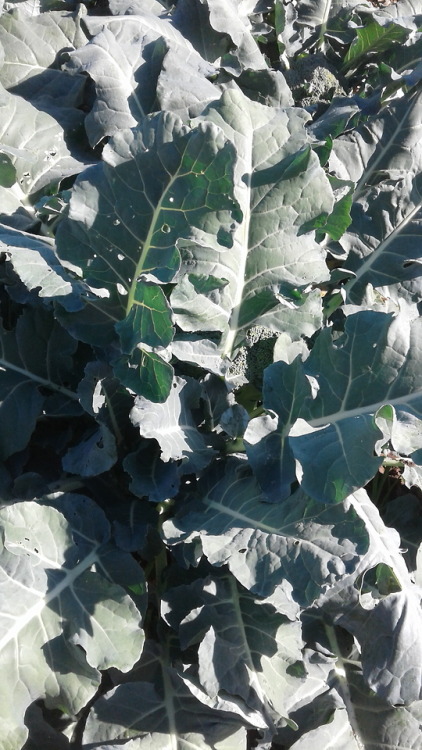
308, 387, 422, 428
0, 358, 79, 400
221, 131, 253, 358
0, 547, 100, 652
346, 196, 422, 299
353, 91, 420, 201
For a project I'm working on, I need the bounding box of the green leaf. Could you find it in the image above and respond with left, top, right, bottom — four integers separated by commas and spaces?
313, 177, 354, 242
172, 88, 333, 355
116, 282, 174, 354
0, 499, 145, 750
331, 89, 422, 306
164, 572, 305, 727
115, 348, 174, 403
0, 152, 15, 187
82, 640, 247, 748
163, 458, 369, 605
342, 18, 410, 74
130, 376, 216, 471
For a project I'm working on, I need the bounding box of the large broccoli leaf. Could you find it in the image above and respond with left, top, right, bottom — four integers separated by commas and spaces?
56, 111, 239, 401
82, 639, 246, 748
0, 307, 81, 460
162, 458, 369, 605
66, 12, 218, 146
0, 6, 88, 91
162, 571, 305, 729
171, 88, 333, 356
246, 310, 422, 503
331, 89, 422, 306
0, 497, 145, 750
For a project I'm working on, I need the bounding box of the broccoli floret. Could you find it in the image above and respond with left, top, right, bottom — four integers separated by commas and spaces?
284, 52, 346, 108
227, 326, 277, 389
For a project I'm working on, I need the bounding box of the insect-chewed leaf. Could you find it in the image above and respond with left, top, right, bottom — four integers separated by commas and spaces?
0, 498, 145, 750
171, 88, 334, 356
115, 282, 174, 354
56, 110, 239, 401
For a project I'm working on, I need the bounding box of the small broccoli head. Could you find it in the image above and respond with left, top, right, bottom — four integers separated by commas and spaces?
284, 52, 346, 107
227, 326, 277, 389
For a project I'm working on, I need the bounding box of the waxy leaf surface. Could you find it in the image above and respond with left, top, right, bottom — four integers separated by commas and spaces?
172, 88, 333, 356
0, 499, 145, 750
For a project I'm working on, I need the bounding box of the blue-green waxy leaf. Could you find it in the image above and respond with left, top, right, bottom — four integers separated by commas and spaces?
123, 442, 180, 503
163, 458, 369, 605
3, 2, 422, 744
0, 307, 80, 459
244, 356, 312, 502
276, 0, 363, 57
294, 311, 422, 501
163, 572, 304, 728
172, 88, 334, 355
219, 403, 249, 438
130, 376, 216, 471
172, 0, 277, 75
247, 309, 422, 503
115, 348, 174, 404
0, 499, 145, 750
0, 7, 90, 228
0, 80, 88, 231
1, 227, 87, 312
0, 379, 44, 461
56, 110, 239, 401
82, 640, 246, 748
115, 282, 174, 354
245, 411, 297, 502
331, 89, 422, 307
290, 416, 383, 503
317, 488, 422, 707
0, 7, 88, 91
62, 423, 118, 477
171, 334, 228, 376
67, 11, 217, 146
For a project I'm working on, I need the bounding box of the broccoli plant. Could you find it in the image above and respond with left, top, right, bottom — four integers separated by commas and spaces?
1, 1, 422, 749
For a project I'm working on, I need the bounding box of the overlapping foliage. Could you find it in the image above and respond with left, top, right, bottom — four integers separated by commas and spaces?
1, 0, 422, 747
